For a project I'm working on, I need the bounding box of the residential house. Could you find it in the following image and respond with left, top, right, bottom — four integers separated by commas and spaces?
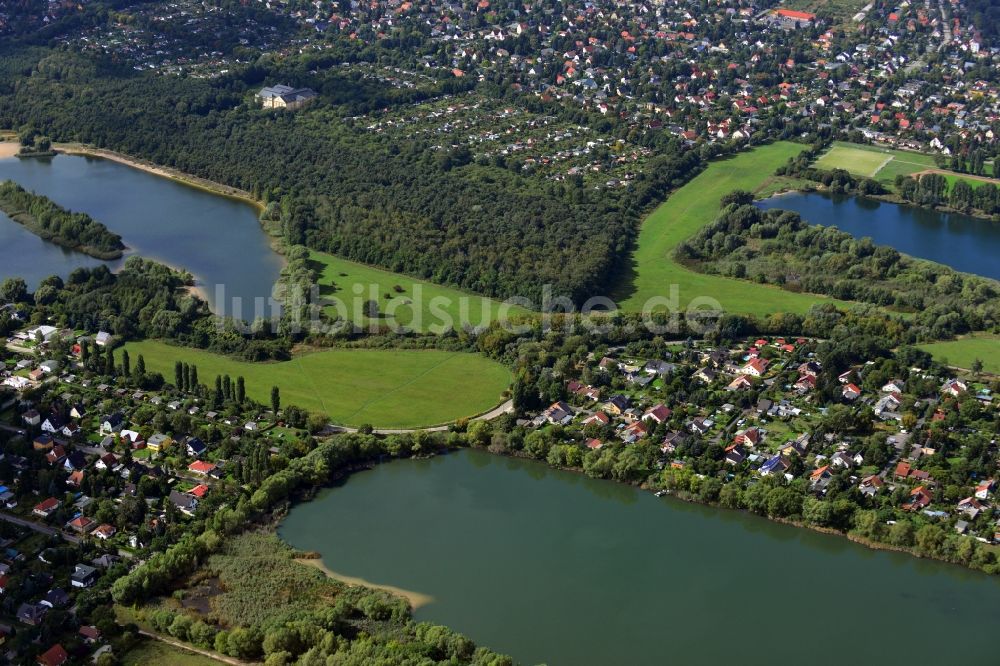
33, 498, 60, 519
975, 479, 995, 500
100, 413, 124, 434
582, 412, 610, 427
169, 490, 199, 516
739, 358, 770, 377
16, 602, 48, 626
186, 437, 208, 458
759, 455, 789, 476
542, 401, 574, 425
71, 564, 97, 588
904, 486, 933, 511
188, 460, 217, 476
842, 383, 862, 401
67, 516, 95, 534
146, 433, 172, 453
809, 465, 834, 492
37, 643, 68, 666
606, 395, 630, 415
958, 497, 984, 519
942, 379, 967, 397
642, 405, 672, 425
727, 375, 753, 391
93, 524, 116, 540
859, 475, 884, 497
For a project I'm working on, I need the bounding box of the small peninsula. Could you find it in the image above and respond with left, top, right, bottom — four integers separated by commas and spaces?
0, 180, 125, 259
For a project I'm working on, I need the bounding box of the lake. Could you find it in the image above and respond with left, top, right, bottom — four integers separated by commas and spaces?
0, 154, 283, 318
758, 191, 1000, 281
279, 449, 1000, 666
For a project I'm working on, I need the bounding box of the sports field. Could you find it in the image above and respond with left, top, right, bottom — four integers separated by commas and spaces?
310, 251, 528, 332
917, 335, 1000, 375
615, 141, 850, 316
811, 141, 996, 191
123, 340, 512, 428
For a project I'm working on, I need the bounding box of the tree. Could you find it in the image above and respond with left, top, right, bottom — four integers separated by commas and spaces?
271, 386, 280, 415
135, 354, 146, 378
0, 277, 28, 303
236, 376, 246, 404
175, 360, 183, 388
971, 358, 983, 376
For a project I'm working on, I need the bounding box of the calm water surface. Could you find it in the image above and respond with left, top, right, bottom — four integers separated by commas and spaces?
758, 191, 1000, 280
0, 154, 283, 316
279, 449, 1000, 666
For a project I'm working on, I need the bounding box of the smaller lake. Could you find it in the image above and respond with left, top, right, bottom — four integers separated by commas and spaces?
758, 191, 1000, 281
0, 154, 284, 318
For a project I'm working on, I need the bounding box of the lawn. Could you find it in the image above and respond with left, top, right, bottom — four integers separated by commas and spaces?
309, 251, 529, 332
122, 639, 224, 666
614, 141, 851, 316
811, 141, 987, 190
123, 340, 512, 428
814, 144, 893, 177
917, 334, 1000, 375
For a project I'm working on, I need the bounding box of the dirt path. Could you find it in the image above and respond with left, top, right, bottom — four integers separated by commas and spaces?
910, 169, 1000, 185
138, 630, 253, 665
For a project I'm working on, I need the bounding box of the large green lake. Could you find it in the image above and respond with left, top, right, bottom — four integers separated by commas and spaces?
0, 154, 282, 317
279, 449, 1000, 665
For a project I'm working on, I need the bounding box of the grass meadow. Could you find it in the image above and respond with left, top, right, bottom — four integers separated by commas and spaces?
123, 340, 511, 428
918, 335, 1000, 375
309, 251, 530, 332
614, 141, 851, 316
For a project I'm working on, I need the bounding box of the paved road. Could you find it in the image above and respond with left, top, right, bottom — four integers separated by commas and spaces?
0, 511, 81, 544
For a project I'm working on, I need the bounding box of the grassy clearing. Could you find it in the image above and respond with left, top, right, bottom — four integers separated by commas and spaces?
309, 251, 528, 332
123, 340, 511, 428
813, 141, 964, 186
122, 640, 225, 666
917, 334, 1000, 374
814, 145, 891, 177
615, 141, 851, 316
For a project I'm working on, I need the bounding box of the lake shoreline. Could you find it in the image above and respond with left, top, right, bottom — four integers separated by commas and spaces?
294, 557, 435, 609
52, 143, 264, 212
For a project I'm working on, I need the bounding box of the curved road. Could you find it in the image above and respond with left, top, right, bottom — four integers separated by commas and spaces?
326, 399, 514, 435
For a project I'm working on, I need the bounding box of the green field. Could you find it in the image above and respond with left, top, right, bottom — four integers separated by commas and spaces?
814, 144, 894, 177
123, 640, 224, 666
123, 340, 512, 428
811, 141, 997, 189
918, 335, 1000, 375
615, 141, 849, 316
310, 251, 529, 332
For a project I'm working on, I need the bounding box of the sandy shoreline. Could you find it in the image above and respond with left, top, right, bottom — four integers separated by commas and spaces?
0, 141, 21, 159
54, 143, 263, 211
295, 558, 435, 609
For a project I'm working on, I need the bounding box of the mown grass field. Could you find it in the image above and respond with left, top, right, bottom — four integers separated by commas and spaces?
123, 340, 511, 428
814, 144, 893, 177
123, 640, 224, 666
918, 334, 1000, 375
811, 142, 998, 192
615, 141, 851, 316
310, 251, 528, 332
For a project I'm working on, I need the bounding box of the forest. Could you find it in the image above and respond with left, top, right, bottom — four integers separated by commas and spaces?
676, 198, 1000, 341
0, 44, 701, 305
0, 179, 125, 259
